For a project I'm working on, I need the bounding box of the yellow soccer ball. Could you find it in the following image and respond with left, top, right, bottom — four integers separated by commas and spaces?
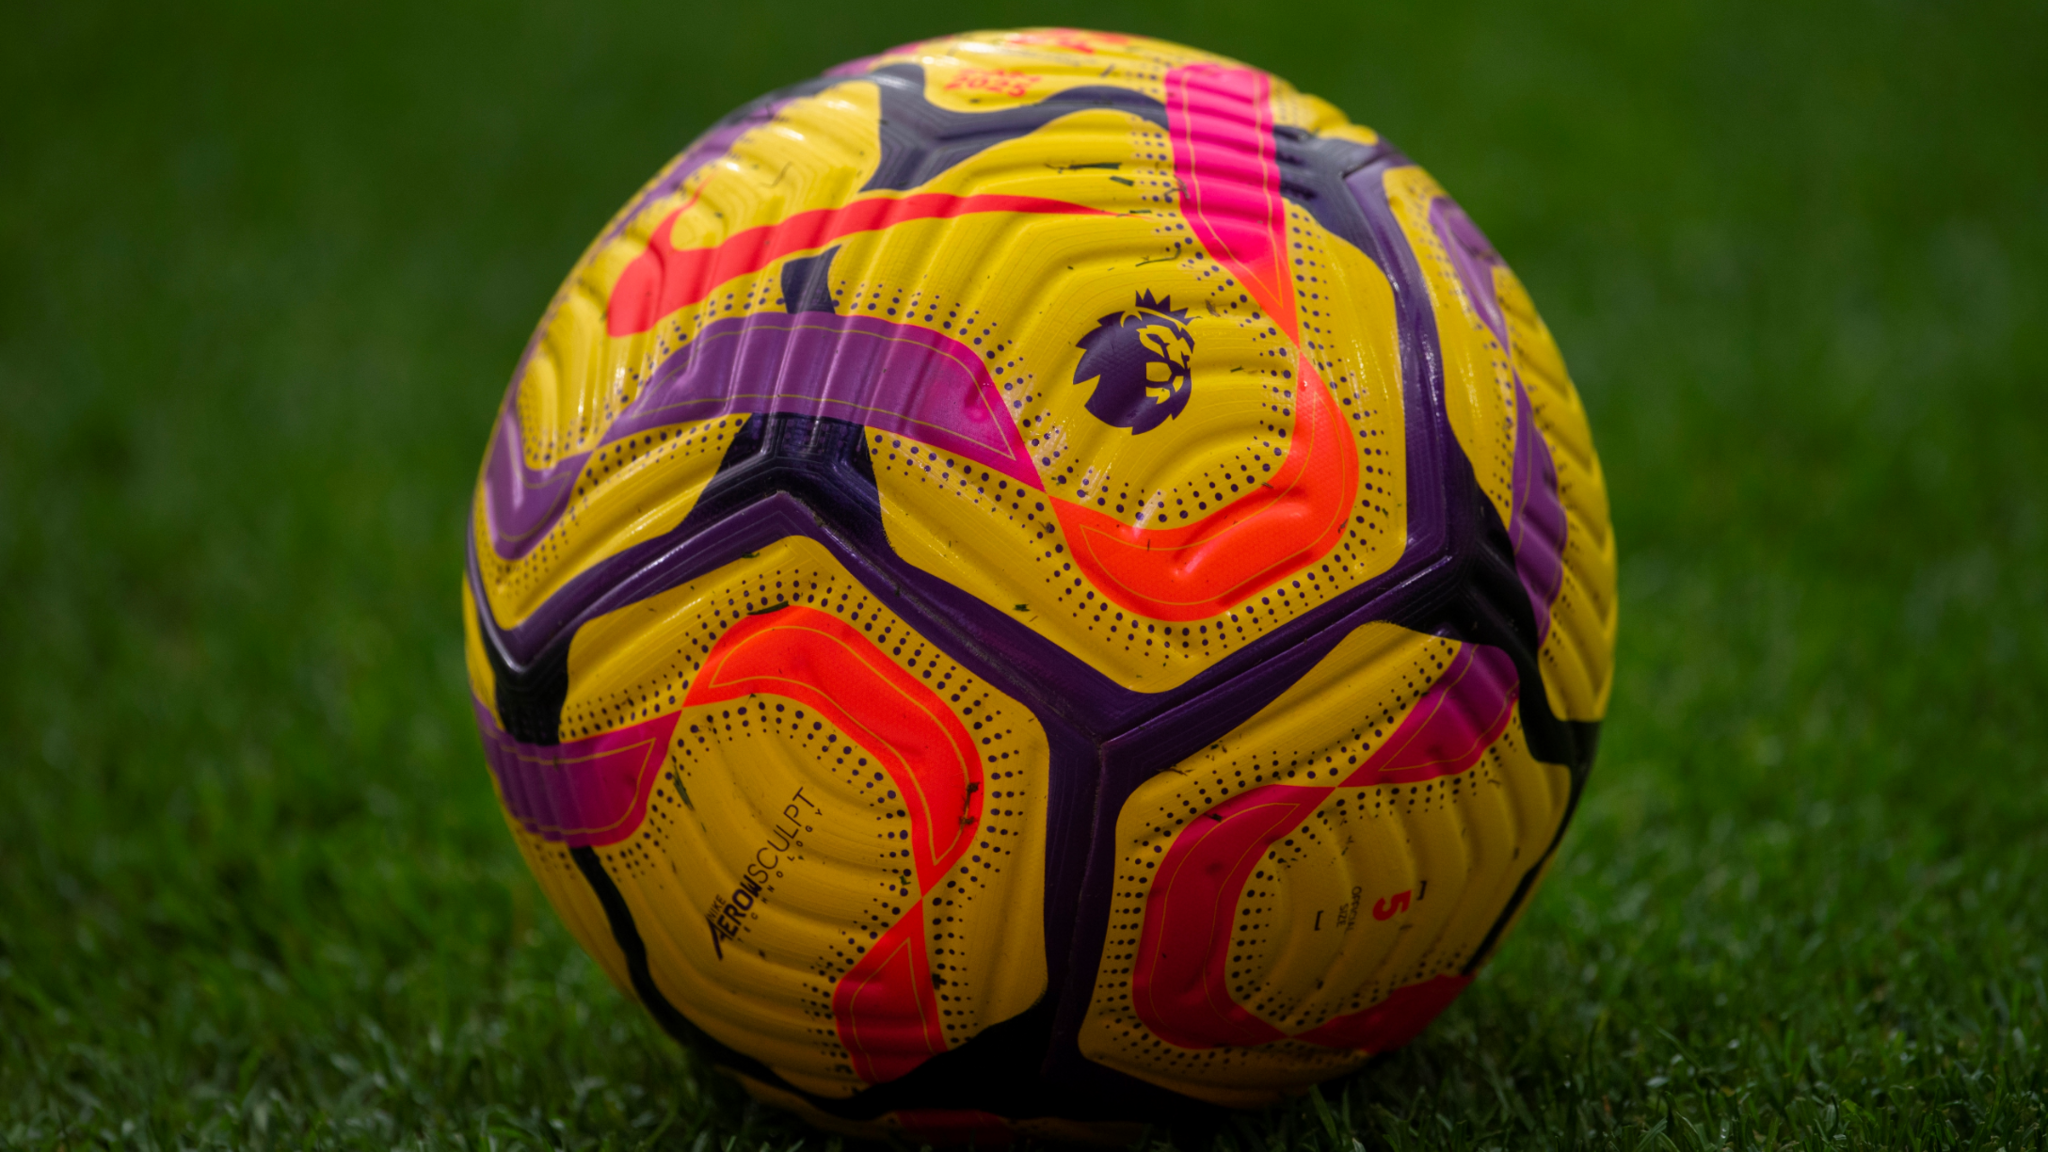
463, 28, 1616, 1143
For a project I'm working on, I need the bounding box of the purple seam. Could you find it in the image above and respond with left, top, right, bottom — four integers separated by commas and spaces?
483, 311, 1042, 560
1429, 197, 1567, 645
484, 95, 801, 558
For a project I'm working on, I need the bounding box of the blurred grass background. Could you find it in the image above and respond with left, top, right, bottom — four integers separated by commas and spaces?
2, 0, 2044, 1148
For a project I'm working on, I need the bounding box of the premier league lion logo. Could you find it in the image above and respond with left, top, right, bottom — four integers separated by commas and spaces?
1073, 290, 1194, 434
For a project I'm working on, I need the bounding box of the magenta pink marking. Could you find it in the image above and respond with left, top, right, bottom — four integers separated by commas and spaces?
1341, 643, 1519, 787
1130, 782, 1318, 1049
1131, 642, 1519, 1051
1164, 64, 1295, 339
474, 702, 678, 847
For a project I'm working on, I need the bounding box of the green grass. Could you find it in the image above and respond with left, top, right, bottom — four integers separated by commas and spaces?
3, 0, 2044, 1148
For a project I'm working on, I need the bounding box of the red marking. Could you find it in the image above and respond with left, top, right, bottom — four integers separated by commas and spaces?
1131, 783, 1319, 1049
1052, 357, 1356, 620
608, 193, 1104, 337
832, 905, 949, 1084
1127, 644, 1517, 1052
685, 606, 981, 888
1341, 644, 1518, 787
1292, 974, 1472, 1052
686, 605, 981, 1084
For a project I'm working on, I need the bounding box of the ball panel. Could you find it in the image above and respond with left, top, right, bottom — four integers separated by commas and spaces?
478, 535, 1051, 1097
505, 74, 888, 458
1076, 622, 1571, 1102
498, 828, 641, 1006
863, 70, 1409, 689
1382, 163, 1615, 723
473, 415, 747, 628
1269, 89, 1380, 143
1382, 165, 1519, 544
1494, 267, 1618, 721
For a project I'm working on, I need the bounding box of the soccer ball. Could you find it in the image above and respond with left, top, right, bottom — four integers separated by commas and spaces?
463, 28, 1615, 1143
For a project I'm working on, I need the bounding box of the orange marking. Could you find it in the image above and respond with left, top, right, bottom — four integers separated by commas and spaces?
685, 605, 981, 1085
684, 605, 981, 888
1051, 358, 1358, 620
1044, 65, 1359, 620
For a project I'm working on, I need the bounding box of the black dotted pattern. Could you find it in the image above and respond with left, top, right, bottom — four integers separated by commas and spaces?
1081, 634, 1564, 1089
555, 540, 1047, 1082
